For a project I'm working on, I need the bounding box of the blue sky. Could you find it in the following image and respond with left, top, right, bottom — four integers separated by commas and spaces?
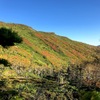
0, 0, 100, 46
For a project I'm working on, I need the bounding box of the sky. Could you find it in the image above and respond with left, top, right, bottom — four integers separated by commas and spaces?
0, 0, 100, 46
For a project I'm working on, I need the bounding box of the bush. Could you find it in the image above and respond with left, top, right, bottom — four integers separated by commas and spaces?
0, 27, 22, 48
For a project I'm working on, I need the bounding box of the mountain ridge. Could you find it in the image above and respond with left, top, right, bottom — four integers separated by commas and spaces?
0, 21, 99, 72
0, 21, 100, 100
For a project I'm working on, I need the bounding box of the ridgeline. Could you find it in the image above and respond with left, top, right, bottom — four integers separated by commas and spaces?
0, 21, 100, 100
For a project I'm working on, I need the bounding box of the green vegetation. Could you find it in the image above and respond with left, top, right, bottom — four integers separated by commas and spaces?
0, 27, 22, 48
80, 91, 100, 100
0, 21, 100, 100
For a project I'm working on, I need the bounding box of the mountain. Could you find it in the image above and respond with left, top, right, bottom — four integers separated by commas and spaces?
0, 21, 100, 100
98, 45, 100, 47
0, 22, 99, 70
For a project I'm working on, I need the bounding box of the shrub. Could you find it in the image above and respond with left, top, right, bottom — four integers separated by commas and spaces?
0, 27, 22, 48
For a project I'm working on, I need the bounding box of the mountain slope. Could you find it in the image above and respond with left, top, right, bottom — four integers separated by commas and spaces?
0, 21, 99, 72
0, 21, 100, 100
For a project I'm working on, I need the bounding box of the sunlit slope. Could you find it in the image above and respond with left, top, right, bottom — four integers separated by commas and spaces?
0, 22, 99, 71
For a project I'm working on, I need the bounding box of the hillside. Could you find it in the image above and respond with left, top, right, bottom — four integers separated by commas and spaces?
0, 22, 99, 70
0, 21, 100, 100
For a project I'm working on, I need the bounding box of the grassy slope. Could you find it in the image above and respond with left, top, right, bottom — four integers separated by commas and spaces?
0, 21, 99, 73
0, 22, 100, 100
